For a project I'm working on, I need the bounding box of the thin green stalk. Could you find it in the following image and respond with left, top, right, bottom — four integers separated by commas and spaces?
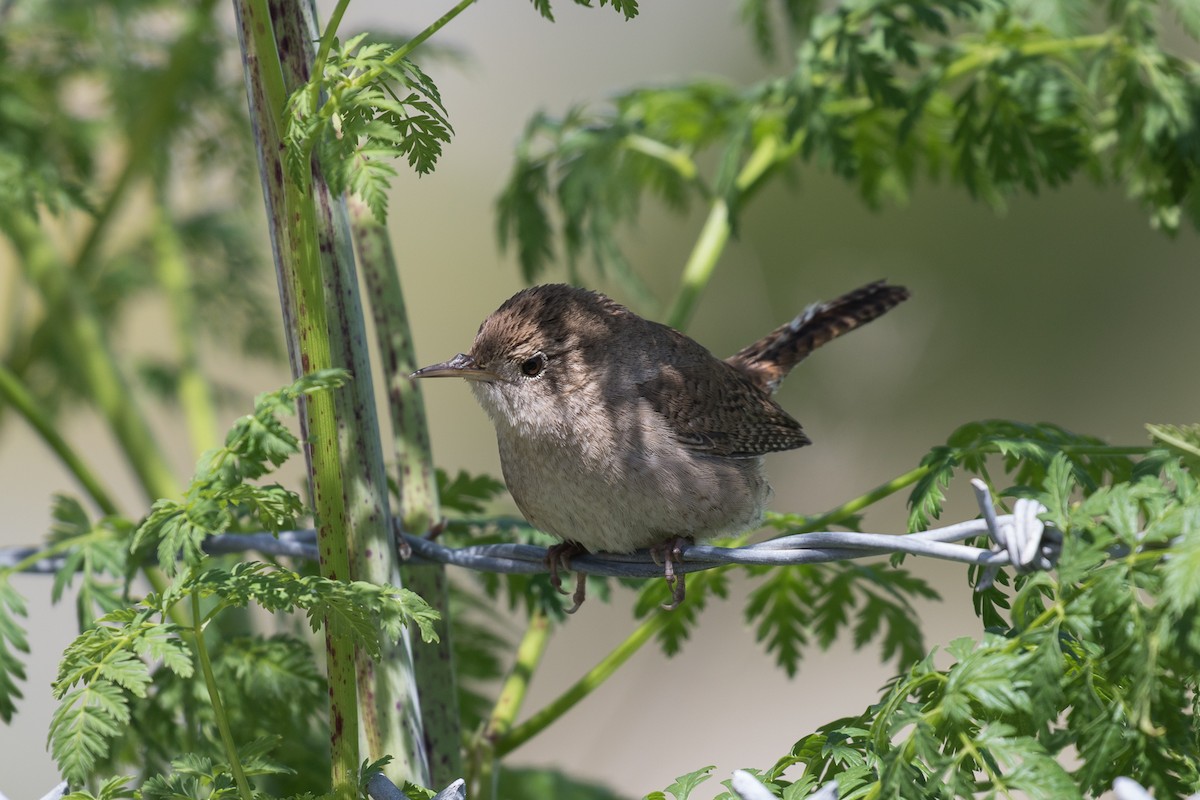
665, 199, 732, 331
0, 365, 120, 516
622, 135, 698, 180
270, 1, 424, 780
942, 33, 1111, 82
788, 465, 932, 534
466, 612, 551, 799
665, 136, 782, 331
493, 612, 670, 758
485, 611, 550, 742
233, 3, 360, 796
242, 0, 290, 127
153, 208, 219, 457
2, 214, 180, 503
311, 0, 352, 80
190, 592, 253, 800
350, 0, 477, 87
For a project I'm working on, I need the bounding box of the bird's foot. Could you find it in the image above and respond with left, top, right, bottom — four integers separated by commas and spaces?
650, 537, 692, 611
426, 517, 448, 540
545, 541, 589, 614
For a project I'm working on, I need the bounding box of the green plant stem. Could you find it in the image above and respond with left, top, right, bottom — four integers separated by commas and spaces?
665, 136, 782, 331
467, 611, 551, 799
351, 0, 477, 87
493, 612, 670, 758
666, 199, 732, 331
312, 0, 351, 80
622, 134, 698, 180
943, 33, 1111, 82
190, 592, 253, 800
68, 0, 222, 283
485, 610, 550, 742
2, 214, 180, 503
233, 4, 360, 797
153, 207, 219, 457
241, 0, 290, 127
0, 365, 120, 516
787, 465, 933, 534
274, 1, 424, 779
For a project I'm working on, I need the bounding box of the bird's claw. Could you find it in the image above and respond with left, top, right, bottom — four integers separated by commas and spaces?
545, 541, 588, 613
651, 537, 690, 611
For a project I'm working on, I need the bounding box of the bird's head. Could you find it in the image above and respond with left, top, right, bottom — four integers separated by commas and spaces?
413, 284, 634, 436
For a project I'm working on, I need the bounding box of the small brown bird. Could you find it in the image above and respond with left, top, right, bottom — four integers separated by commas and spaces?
414, 281, 909, 612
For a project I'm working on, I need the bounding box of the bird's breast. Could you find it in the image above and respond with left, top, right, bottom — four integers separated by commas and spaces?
491, 394, 771, 553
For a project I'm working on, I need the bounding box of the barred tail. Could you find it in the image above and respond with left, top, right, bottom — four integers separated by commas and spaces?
726, 281, 910, 394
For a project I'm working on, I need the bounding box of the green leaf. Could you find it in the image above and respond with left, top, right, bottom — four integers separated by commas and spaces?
62, 774, 137, 800
191, 562, 440, 655
1147, 422, 1200, 472
0, 576, 29, 723
745, 565, 815, 677
287, 41, 456, 221
49, 682, 130, 786
647, 766, 715, 800
436, 468, 506, 514
132, 371, 343, 574
47, 501, 130, 630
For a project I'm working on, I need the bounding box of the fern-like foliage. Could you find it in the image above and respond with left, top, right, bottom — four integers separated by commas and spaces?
190, 562, 440, 652
633, 563, 734, 656
655, 450, 1200, 799
49, 561, 438, 786
43, 371, 441, 789
498, 0, 1200, 292
497, 84, 753, 293
905, 419, 1156, 530
285, 34, 453, 222
745, 562, 939, 678
0, 574, 29, 724
48, 495, 133, 629
526, 0, 640, 22
739, 0, 819, 62
50, 607, 193, 785
132, 369, 347, 575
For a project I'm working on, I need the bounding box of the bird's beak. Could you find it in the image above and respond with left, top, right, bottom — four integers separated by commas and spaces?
412, 352, 497, 382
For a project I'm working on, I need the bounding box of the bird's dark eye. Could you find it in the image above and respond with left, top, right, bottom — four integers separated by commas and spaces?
519, 352, 547, 377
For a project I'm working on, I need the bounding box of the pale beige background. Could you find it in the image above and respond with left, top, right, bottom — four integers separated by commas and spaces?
2, 1, 1199, 798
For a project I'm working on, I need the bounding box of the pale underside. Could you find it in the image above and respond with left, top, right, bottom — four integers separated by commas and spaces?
476, 383, 774, 553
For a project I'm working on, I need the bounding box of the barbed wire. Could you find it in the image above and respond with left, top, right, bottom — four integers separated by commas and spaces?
7, 485, 1183, 800
0, 481, 1061, 583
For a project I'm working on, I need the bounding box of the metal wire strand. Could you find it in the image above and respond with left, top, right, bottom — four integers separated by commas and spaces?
1, 484, 1060, 583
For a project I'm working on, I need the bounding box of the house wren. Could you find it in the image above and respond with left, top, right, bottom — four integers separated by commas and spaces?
414, 280, 909, 612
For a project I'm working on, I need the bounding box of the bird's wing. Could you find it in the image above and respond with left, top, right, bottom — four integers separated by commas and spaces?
635, 328, 811, 458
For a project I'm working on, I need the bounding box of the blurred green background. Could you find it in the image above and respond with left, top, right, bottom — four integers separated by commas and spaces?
1, 1, 1197, 797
